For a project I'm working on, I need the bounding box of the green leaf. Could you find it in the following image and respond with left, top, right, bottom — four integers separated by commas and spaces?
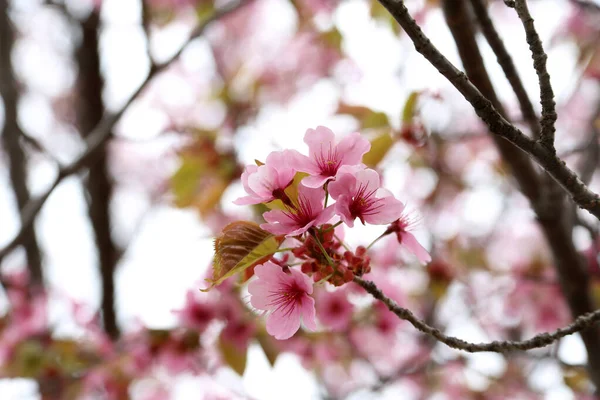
171, 156, 206, 208
219, 335, 247, 375
256, 331, 280, 367
402, 91, 421, 124
362, 111, 390, 130
321, 28, 343, 51
9, 340, 45, 377
195, 2, 215, 22
207, 221, 282, 290
369, 0, 402, 35
264, 172, 309, 210
362, 133, 394, 167
336, 103, 389, 130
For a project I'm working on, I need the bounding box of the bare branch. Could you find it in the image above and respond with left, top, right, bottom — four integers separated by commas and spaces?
375, 0, 600, 220
469, 0, 539, 137
0, 0, 251, 263
507, 0, 557, 150
355, 277, 600, 353
0, 0, 44, 284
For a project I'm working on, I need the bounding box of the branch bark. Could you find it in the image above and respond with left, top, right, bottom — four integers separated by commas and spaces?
468, 0, 539, 137
0, 0, 44, 285
0, 0, 251, 263
376, 0, 600, 220
442, 0, 600, 388
75, 10, 120, 339
355, 276, 600, 353
508, 0, 557, 150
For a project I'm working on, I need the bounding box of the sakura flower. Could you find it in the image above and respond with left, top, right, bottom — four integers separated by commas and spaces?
173, 291, 215, 332
329, 168, 404, 227
248, 262, 317, 340
387, 212, 431, 264
290, 126, 370, 188
261, 184, 335, 236
234, 150, 296, 205
316, 288, 354, 331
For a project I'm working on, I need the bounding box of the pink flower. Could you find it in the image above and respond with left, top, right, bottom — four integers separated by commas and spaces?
234, 150, 296, 205
290, 126, 370, 188
329, 168, 404, 227
387, 212, 431, 264
316, 289, 353, 331
248, 262, 317, 340
173, 291, 215, 332
260, 184, 335, 236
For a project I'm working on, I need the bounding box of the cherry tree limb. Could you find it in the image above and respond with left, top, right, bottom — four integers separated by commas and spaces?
507, 0, 557, 150
468, 0, 539, 137
354, 277, 600, 353
0, 0, 249, 264
0, 0, 44, 284
376, 0, 600, 220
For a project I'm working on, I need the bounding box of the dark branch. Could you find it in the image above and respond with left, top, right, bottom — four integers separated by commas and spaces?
355, 277, 600, 353
376, 0, 600, 220
75, 9, 120, 339
507, 0, 557, 150
0, 0, 250, 264
469, 0, 539, 137
0, 0, 44, 284
442, 0, 600, 388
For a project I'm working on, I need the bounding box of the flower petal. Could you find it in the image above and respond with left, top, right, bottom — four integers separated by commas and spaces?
304, 126, 335, 158
266, 302, 302, 340
302, 174, 331, 188
300, 295, 317, 331
337, 131, 371, 166
400, 232, 431, 264
363, 196, 404, 225
328, 172, 356, 200
334, 195, 355, 227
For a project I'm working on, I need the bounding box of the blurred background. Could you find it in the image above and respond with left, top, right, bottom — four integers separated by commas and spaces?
1, 0, 600, 398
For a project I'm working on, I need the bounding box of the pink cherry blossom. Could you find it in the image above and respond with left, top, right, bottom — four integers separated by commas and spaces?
388, 212, 431, 264
173, 290, 215, 332
260, 184, 335, 236
234, 150, 296, 205
248, 262, 317, 340
329, 168, 404, 227
290, 126, 370, 188
316, 288, 354, 331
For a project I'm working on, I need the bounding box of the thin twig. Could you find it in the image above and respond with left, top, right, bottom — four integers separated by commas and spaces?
354, 276, 600, 353
507, 0, 557, 150
0, 0, 250, 263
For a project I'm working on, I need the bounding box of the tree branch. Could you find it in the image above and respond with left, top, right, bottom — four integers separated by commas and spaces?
442, 0, 600, 388
0, 0, 44, 284
507, 0, 557, 150
0, 0, 250, 264
354, 276, 600, 353
75, 9, 121, 339
376, 0, 600, 220
468, 0, 539, 138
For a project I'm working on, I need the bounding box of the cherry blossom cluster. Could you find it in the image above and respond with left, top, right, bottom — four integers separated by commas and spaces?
233, 126, 431, 340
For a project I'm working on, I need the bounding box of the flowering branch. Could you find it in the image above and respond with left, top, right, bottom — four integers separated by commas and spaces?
376, 0, 600, 220
0, 0, 250, 264
354, 276, 600, 353
507, 0, 557, 150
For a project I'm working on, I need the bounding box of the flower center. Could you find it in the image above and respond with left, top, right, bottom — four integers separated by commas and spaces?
316, 144, 341, 176
267, 282, 306, 317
